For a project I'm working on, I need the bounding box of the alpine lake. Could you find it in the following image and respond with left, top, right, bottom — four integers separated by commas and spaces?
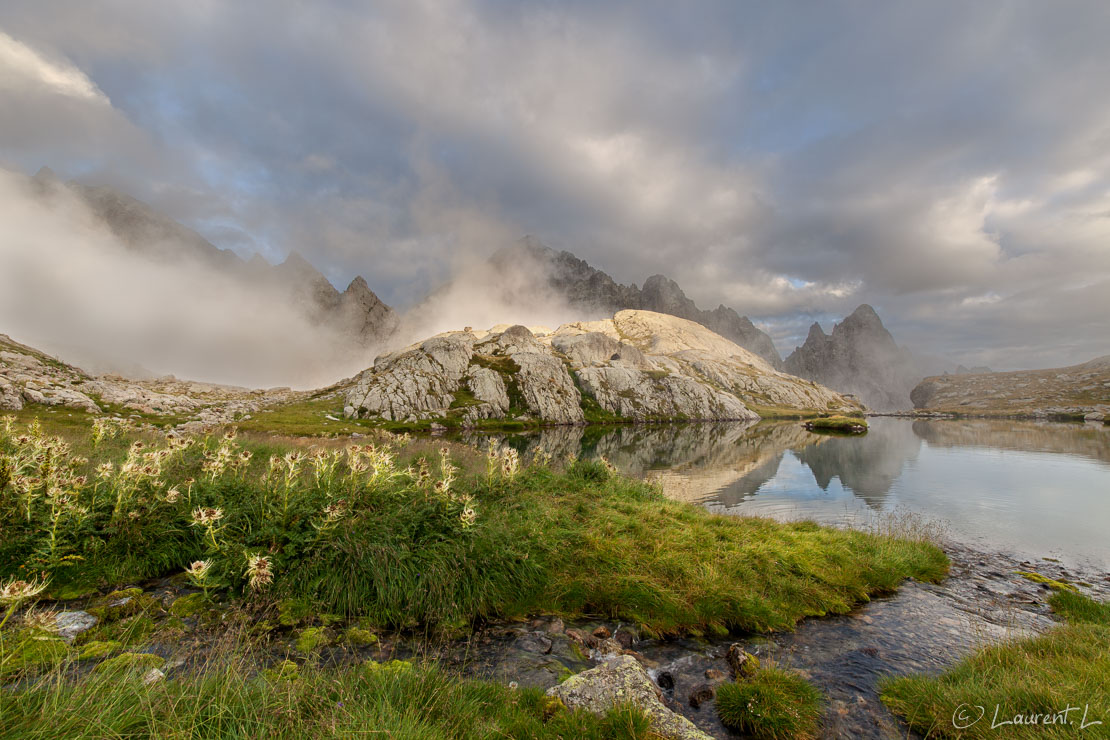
451, 417, 1110, 738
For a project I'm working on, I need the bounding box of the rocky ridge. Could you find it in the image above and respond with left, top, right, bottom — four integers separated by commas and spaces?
344, 310, 858, 425
911, 356, 1110, 420
482, 239, 785, 369
784, 304, 924, 411
0, 333, 306, 430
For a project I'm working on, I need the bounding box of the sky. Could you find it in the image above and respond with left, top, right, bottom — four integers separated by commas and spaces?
1, 0, 1108, 370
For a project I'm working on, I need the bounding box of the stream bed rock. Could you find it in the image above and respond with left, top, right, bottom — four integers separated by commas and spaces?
548, 655, 713, 740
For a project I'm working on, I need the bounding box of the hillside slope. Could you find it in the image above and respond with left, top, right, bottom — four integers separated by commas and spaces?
911, 356, 1110, 420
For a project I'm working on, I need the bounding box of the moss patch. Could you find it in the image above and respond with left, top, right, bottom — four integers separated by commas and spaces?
295, 627, 329, 653
0, 636, 70, 680
78, 640, 123, 660
88, 589, 161, 622
169, 592, 214, 618
1016, 570, 1078, 591
343, 626, 378, 646
94, 652, 165, 676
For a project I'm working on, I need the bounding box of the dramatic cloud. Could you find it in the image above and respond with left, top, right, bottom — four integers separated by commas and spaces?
0, 0, 1107, 370
0, 168, 377, 388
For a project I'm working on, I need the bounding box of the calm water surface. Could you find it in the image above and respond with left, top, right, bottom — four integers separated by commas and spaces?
469, 418, 1110, 568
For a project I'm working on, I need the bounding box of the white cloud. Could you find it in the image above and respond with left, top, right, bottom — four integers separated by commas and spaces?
0, 29, 108, 103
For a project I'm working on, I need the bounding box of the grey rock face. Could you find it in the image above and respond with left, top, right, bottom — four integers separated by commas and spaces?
547, 655, 714, 740
344, 311, 857, 426
784, 304, 922, 411
347, 332, 476, 421
464, 366, 510, 417
911, 355, 1110, 416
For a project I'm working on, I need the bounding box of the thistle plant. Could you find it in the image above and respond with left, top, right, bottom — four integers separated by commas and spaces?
311, 449, 341, 488
485, 439, 500, 485
184, 560, 213, 597
244, 553, 273, 592
0, 575, 49, 634
500, 448, 520, 480
191, 507, 225, 550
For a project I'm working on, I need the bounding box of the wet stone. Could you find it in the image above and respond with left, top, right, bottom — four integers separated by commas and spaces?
515, 632, 553, 655
687, 683, 715, 709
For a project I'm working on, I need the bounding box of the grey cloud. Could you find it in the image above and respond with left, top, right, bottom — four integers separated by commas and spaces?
0, 0, 1108, 370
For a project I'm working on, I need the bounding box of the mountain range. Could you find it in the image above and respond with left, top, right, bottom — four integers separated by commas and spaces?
17, 169, 951, 406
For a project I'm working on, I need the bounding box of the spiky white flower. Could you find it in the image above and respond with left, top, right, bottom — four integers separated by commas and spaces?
244, 554, 273, 591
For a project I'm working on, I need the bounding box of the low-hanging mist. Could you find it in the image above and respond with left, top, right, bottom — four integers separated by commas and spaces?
0, 167, 379, 389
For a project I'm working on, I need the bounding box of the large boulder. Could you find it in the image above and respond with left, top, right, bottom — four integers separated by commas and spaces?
342, 311, 859, 426
547, 655, 713, 740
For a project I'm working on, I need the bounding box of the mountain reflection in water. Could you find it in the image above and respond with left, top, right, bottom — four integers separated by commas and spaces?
462, 418, 1110, 569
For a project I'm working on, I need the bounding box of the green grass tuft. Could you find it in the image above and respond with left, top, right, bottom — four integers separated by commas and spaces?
1047, 590, 1110, 625
716, 667, 823, 739
804, 416, 868, 434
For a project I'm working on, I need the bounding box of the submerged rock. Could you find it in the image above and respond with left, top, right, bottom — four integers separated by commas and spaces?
547, 654, 714, 740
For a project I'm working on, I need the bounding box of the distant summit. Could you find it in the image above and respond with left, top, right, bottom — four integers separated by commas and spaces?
784, 304, 923, 410
485, 238, 784, 368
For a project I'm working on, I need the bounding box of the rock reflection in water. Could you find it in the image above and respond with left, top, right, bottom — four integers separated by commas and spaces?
793, 420, 922, 508
461, 417, 1110, 568
912, 417, 1110, 465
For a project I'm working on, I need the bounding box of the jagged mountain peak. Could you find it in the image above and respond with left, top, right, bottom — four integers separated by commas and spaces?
32, 166, 58, 183
785, 304, 920, 410
804, 322, 828, 342
345, 275, 371, 295
481, 238, 784, 369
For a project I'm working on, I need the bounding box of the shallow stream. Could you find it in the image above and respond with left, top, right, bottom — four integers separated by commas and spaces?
448, 418, 1110, 737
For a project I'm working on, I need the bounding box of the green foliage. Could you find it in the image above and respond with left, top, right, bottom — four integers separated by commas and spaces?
716, 667, 823, 739
881, 592, 1110, 738
0, 659, 656, 739
295, 626, 329, 653
344, 626, 378, 646
0, 636, 70, 680
77, 640, 122, 660
0, 418, 946, 636
169, 592, 212, 618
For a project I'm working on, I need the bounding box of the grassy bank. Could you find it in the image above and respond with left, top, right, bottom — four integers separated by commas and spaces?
880, 590, 1110, 738
0, 415, 946, 636
0, 655, 653, 740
